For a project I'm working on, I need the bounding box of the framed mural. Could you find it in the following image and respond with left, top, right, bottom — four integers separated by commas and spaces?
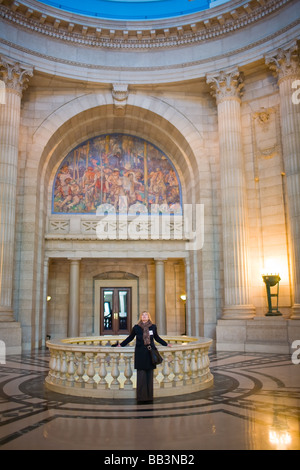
52, 133, 182, 214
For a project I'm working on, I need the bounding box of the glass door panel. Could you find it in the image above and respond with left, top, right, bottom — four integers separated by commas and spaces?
118, 290, 128, 331
103, 290, 113, 332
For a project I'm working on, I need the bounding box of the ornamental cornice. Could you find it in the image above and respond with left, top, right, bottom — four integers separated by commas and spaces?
0, 0, 293, 51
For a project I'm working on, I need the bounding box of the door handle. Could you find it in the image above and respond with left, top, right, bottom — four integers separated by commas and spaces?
114, 312, 118, 319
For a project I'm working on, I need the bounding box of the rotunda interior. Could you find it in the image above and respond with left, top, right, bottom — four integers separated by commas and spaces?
0, 0, 299, 355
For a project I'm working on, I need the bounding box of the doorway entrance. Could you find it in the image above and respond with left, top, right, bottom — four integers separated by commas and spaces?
100, 287, 132, 335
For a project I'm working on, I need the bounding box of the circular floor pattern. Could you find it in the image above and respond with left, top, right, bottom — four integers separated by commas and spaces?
19, 371, 238, 406
1, 351, 299, 450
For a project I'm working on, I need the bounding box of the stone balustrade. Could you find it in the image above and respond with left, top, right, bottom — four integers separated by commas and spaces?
45, 335, 213, 398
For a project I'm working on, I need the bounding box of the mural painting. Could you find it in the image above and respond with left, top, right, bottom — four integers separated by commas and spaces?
52, 133, 181, 214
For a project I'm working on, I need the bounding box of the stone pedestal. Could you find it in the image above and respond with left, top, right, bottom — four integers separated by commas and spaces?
216, 317, 296, 353
0, 321, 22, 355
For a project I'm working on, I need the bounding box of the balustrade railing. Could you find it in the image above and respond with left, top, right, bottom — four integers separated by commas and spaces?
45, 335, 213, 398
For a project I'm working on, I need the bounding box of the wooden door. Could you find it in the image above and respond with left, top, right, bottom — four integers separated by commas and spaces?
100, 287, 131, 335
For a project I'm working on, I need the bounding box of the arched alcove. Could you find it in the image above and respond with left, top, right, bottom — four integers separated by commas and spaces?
17, 92, 216, 347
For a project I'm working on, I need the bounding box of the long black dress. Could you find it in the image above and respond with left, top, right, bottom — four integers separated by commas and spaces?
120, 323, 167, 402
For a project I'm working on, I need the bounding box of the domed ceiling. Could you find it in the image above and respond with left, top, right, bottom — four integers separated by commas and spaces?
36, 0, 219, 20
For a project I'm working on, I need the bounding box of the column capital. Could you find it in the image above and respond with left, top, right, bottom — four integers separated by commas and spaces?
0, 56, 33, 97
206, 67, 244, 104
265, 41, 300, 83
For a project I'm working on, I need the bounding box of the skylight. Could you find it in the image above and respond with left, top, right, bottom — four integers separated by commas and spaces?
36, 0, 219, 20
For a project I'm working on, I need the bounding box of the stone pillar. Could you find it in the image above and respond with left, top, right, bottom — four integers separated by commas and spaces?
207, 67, 255, 319
42, 257, 50, 346
184, 257, 192, 336
0, 57, 32, 353
0, 57, 33, 320
68, 259, 81, 337
155, 258, 166, 334
266, 42, 300, 319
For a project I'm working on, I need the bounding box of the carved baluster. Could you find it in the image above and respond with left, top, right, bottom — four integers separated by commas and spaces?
48, 350, 56, 382
161, 351, 172, 388
67, 352, 76, 386
173, 350, 183, 387
97, 352, 108, 389
204, 348, 211, 377
191, 350, 198, 383
183, 350, 192, 385
197, 350, 204, 379
123, 353, 133, 390
75, 352, 85, 387
86, 353, 96, 388
60, 352, 68, 384
110, 353, 120, 389
54, 351, 61, 384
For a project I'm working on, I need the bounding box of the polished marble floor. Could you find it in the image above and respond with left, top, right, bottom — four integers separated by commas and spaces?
0, 349, 299, 451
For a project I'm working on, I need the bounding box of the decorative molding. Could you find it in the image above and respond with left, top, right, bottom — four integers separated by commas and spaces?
112, 83, 129, 116
252, 107, 279, 160
47, 217, 189, 240
0, 0, 293, 51
0, 19, 299, 76
48, 219, 70, 234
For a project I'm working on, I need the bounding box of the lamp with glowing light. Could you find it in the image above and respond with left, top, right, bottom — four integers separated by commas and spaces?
180, 294, 187, 335
262, 274, 282, 316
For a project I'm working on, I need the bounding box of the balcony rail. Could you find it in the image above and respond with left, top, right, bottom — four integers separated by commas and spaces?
45, 335, 213, 398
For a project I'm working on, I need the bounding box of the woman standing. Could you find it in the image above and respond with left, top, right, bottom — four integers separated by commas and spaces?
119, 311, 170, 403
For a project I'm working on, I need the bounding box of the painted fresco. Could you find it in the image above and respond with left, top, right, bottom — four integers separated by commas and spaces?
52, 133, 181, 214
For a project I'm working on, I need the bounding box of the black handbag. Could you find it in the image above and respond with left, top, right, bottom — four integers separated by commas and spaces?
147, 345, 163, 365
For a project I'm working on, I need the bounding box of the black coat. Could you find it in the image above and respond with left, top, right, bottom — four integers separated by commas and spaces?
120, 324, 167, 370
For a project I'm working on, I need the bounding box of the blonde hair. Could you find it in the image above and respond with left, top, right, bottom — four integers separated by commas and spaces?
139, 311, 153, 323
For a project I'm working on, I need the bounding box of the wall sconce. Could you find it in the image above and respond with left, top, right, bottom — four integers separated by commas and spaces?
180, 294, 186, 301
262, 274, 282, 316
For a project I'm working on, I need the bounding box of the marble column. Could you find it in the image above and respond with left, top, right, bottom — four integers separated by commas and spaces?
68, 258, 81, 337
207, 67, 255, 319
184, 257, 192, 336
0, 57, 32, 323
155, 258, 166, 334
42, 258, 50, 346
266, 42, 300, 319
